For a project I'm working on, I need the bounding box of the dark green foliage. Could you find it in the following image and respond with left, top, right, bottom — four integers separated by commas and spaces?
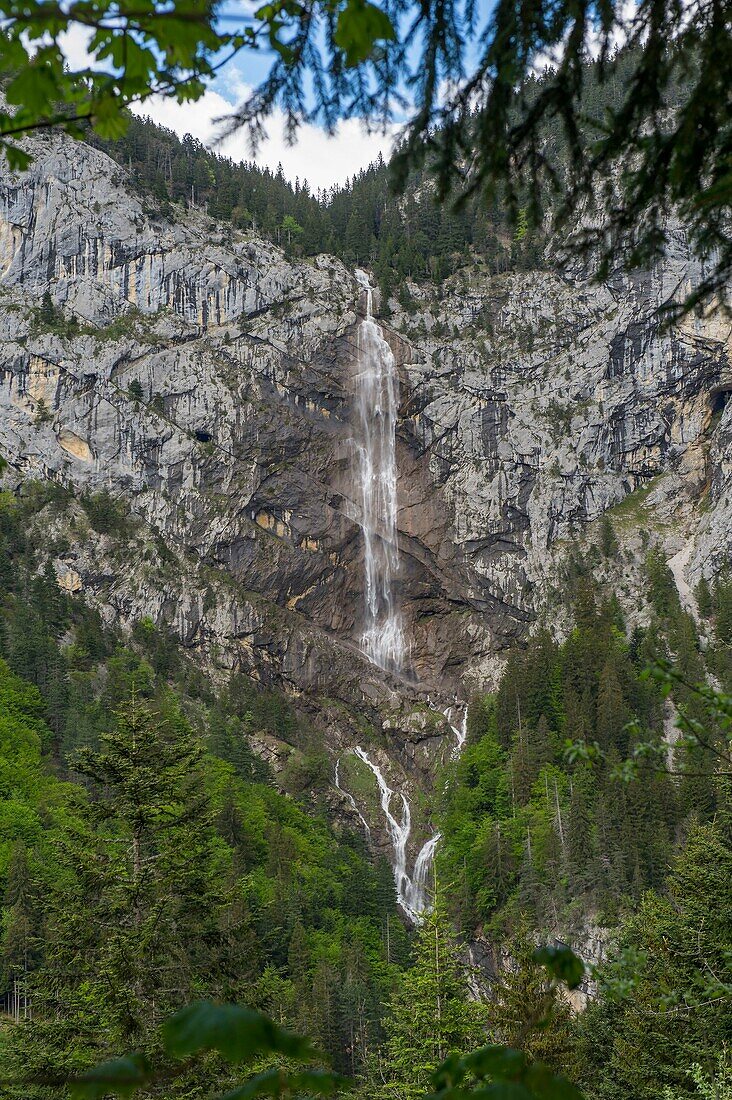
0, 487, 404, 1088
705, 568, 732, 689
599, 516, 618, 560
577, 822, 732, 1100
489, 928, 577, 1072
432, 1046, 583, 1100
437, 582, 690, 933
38, 291, 56, 326
89, 116, 521, 285
695, 577, 712, 619
80, 490, 133, 536
5, 695, 247, 1084
31, 292, 86, 338
0, 482, 729, 1100
367, 893, 488, 1100
645, 549, 680, 620
33, 399, 53, 426
223, 8, 731, 313
4, 999, 343, 1099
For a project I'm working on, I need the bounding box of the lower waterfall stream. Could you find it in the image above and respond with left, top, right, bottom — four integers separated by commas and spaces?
352, 748, 440, 921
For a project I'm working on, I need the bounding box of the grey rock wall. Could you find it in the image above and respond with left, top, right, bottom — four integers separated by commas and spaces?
1, 131, 730, 820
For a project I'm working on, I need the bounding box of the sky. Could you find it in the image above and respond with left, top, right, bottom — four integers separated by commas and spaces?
60, 21, 401, 192
129, 84, 400, 194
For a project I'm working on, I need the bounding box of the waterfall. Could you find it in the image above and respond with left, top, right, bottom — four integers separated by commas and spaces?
406, 833, 442, 915
353, 269, 405, 673
345, 271, 444, 920
348, 746, 439, 921
353, 747, 411, 906
444, 705, 468, 754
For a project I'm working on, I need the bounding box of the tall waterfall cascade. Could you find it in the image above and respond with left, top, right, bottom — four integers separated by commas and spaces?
345, 271, 451, 921
353, 269, 405, 673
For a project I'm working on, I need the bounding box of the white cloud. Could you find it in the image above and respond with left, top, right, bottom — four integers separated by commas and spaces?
54, 18, 397, 191
57, 23, 95, 69
130, 87, 398, 193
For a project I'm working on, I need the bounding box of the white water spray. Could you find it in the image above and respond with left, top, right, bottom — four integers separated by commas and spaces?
444, 705, 468, 754
350, 746, 439, 920
353, 269, 405, 673
353, 747, 411, 905
407, 833, 442, 914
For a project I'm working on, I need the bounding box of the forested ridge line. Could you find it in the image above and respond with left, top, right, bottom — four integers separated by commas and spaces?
89, 45, 694, 303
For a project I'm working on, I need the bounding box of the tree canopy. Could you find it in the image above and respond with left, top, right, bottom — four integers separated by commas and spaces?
0, 0, 730, 311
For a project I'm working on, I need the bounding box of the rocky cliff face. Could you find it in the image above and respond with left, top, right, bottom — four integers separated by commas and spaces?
1, 131, 730, 863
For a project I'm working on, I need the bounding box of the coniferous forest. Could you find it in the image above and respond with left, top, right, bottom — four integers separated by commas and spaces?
89, 45, 696, 303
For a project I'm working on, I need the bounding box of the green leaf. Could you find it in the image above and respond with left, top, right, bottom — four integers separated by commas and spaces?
6, 64, 60, 114
0, 36, 29, 70
427, 1089, 475, 1100
464, 1046, 527, 1081
175, 78, 207, 103
91, 97, 130, 141
162, 1002, 315, 1064
68, 1055, 150, 1099
524, 1063, 585, 1100
334, 0, 395, 67
533, 946, 585, 990
432, 1053, 467, 1089
472, 1085, 534, 1100
0, 141, 32, 172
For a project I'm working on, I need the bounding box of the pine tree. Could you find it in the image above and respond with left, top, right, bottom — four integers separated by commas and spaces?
695, 577, 713, 619
567, 765, 598, 892
1, 842, 40, 1020
595, 657, 629, 754
599, 514, 619, 559
488, 923, 576, 1072
369, 893, 487, 1100
38, 290, 57, 327
4, 693, 242, 1087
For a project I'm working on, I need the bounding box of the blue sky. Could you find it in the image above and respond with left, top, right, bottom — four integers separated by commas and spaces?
60, 5, 405, 190
61, 0, 496, 191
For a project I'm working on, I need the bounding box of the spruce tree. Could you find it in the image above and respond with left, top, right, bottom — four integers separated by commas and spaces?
487, 923, 576, 1072
4, 693, 243, 1090
579, 822, 732, 1100
1, 842, 40, 1020
369, 893, 487, 1100
38, 290, 57, 328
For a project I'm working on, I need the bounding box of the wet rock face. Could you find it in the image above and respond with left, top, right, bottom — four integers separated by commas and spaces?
1, 131, 731, 717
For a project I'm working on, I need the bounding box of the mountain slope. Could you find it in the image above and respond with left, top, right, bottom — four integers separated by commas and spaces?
0, 127, 730, 877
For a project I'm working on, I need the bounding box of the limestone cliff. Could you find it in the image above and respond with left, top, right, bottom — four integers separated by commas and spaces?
1, 130, 730, 867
